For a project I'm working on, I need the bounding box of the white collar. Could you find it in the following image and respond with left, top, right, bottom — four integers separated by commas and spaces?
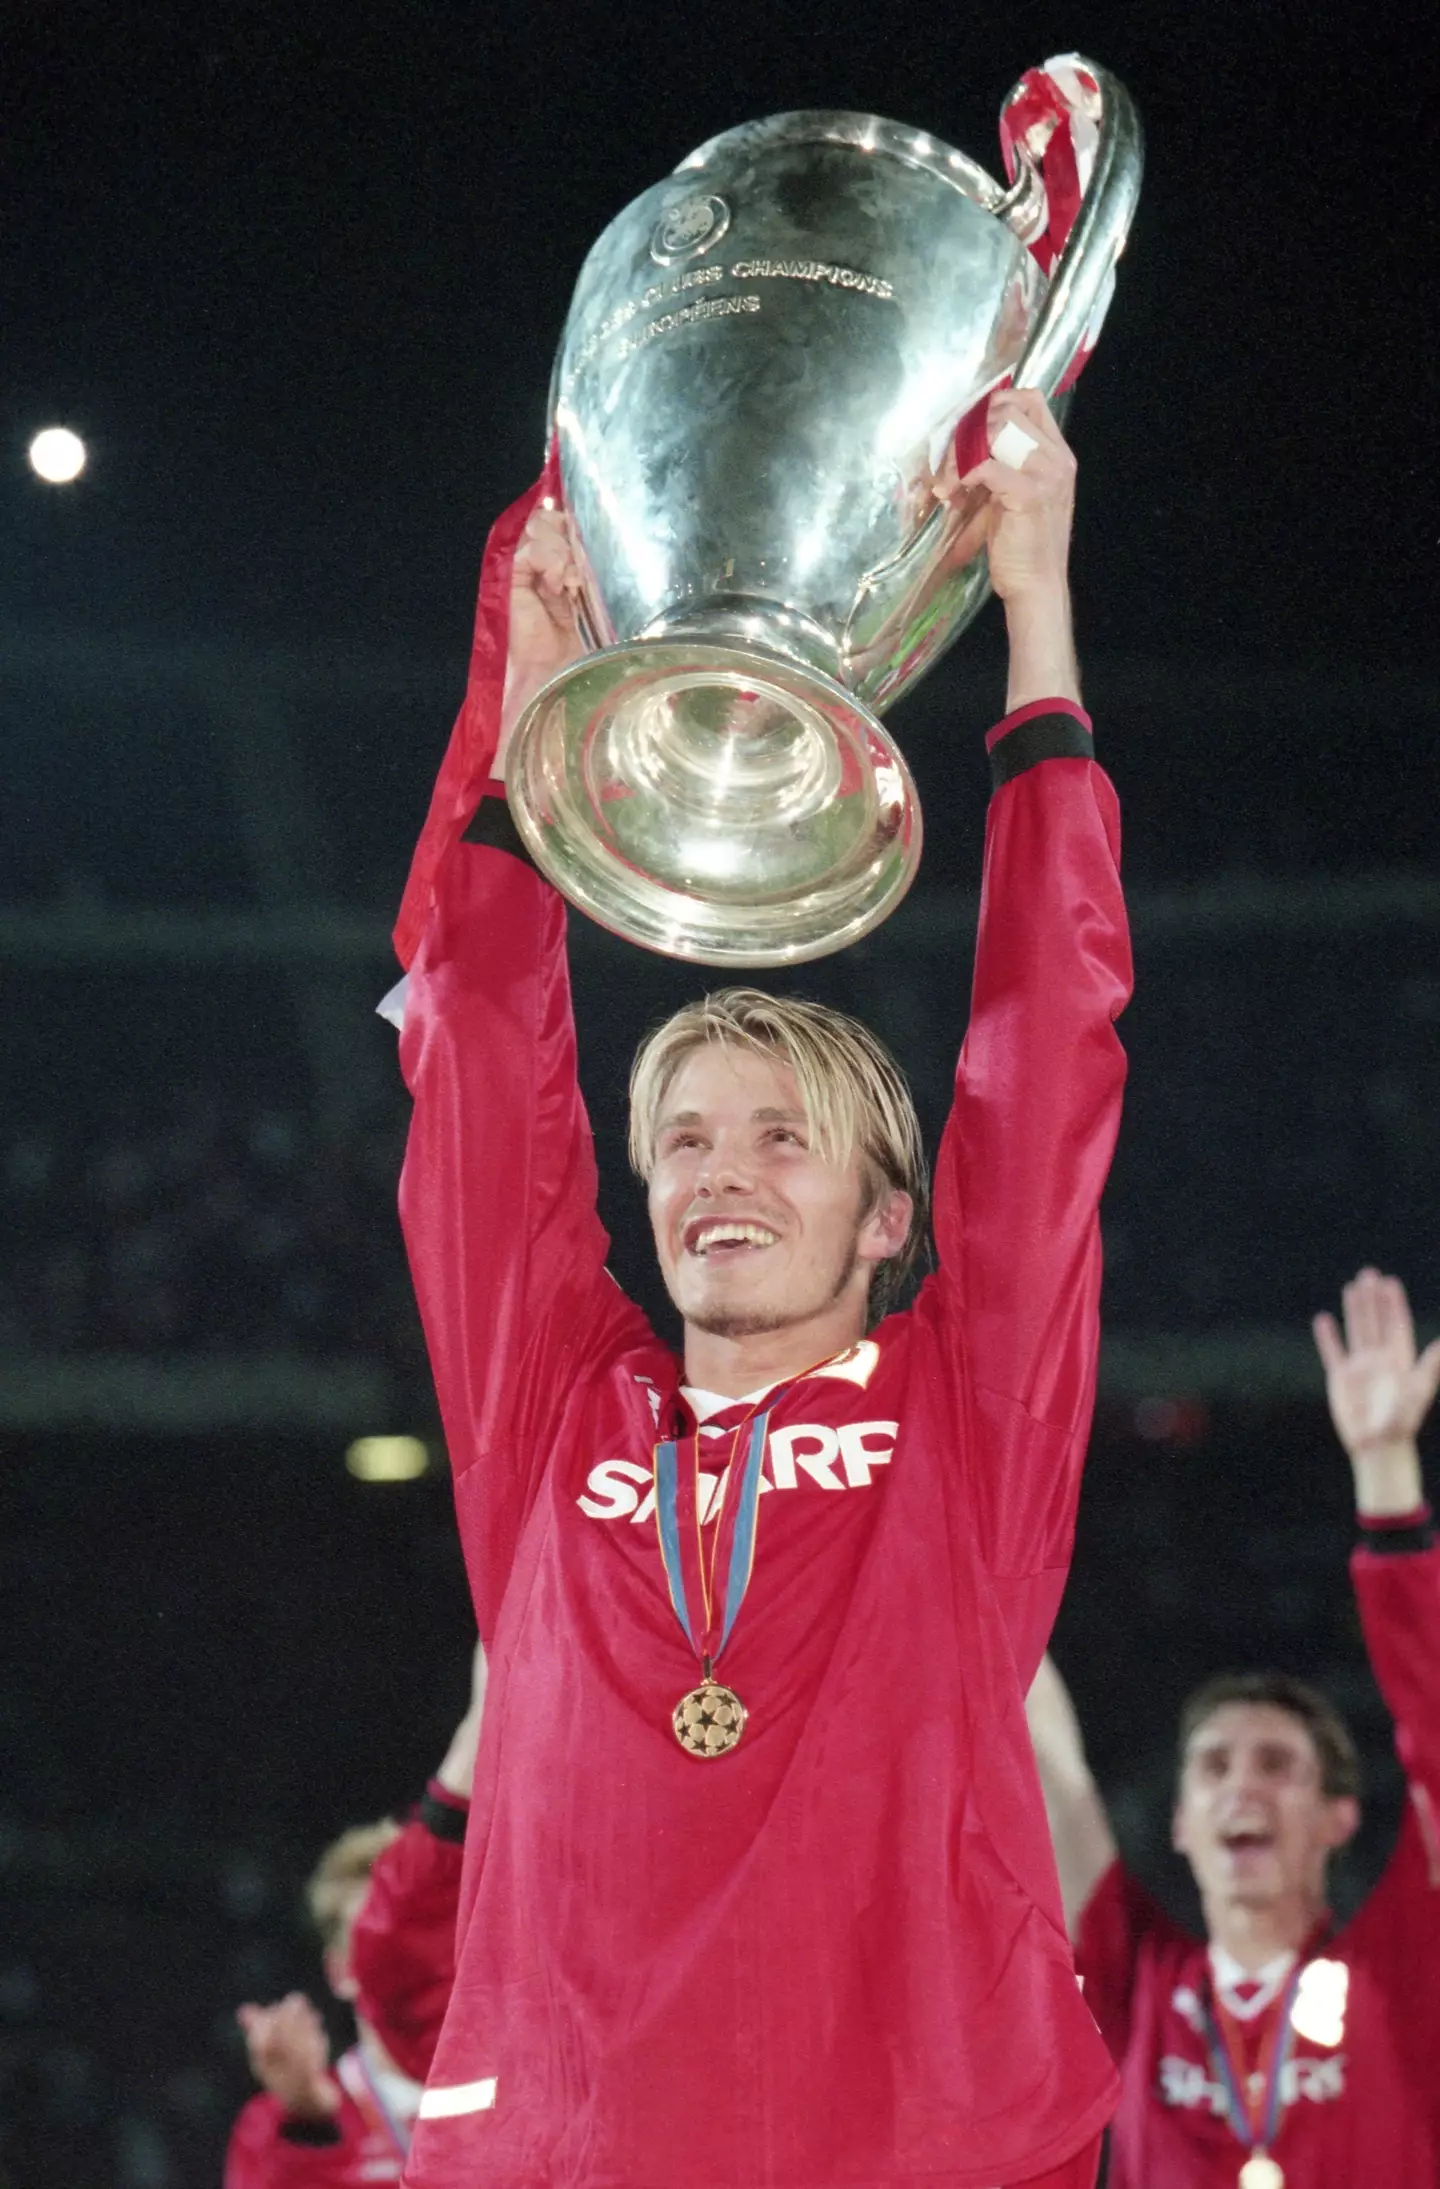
1208, 1941, 1298, 2020
681, 1382, 777, 1426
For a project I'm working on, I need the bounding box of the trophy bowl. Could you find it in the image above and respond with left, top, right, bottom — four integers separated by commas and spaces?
507, 61, 1142, 966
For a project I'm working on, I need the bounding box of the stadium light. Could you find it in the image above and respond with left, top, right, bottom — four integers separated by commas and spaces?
28, 426, 88, 484
346, 1434, 430, 1482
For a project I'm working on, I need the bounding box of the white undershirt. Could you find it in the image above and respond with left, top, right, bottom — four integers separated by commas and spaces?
1208, 1941, 1298, 2021
347, 2038, 424, 2124
681, 1382, 777, 1428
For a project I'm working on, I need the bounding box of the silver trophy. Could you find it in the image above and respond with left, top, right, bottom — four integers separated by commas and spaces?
507, 58, 1142, 965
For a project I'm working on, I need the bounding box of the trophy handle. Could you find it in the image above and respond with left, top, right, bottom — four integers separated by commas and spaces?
1008, 56, 1144, 396
841, 60, 1140, 710
994, 147, 1048, 248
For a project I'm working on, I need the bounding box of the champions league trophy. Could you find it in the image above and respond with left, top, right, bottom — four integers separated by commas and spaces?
506, 58, 1142, 965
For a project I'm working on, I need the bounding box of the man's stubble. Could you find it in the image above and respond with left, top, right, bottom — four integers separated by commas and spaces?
680, 1239, 863, 1343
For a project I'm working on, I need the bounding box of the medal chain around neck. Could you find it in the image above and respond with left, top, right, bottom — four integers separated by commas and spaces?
1201, 1956, 1307, 2165
654, 1400, 772, 1680
652, 1349, 865, 1755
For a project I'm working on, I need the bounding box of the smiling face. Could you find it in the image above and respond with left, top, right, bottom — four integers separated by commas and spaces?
647, 1041, 910, 1354
1172, 1703, 1359, 1918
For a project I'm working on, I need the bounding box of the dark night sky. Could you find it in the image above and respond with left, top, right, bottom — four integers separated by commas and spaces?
7, 1, 1438, 686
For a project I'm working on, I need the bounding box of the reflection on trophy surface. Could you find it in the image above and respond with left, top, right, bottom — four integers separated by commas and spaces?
507, 57, 1142, 965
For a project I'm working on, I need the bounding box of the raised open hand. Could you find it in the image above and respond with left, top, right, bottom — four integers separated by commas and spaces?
236, 1991, 340, 2121
1313, 1268, 1440, 1513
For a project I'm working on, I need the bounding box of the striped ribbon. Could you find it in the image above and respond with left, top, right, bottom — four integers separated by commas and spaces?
1200, 1958, 1308, 2165
654, 1408, 770, 1672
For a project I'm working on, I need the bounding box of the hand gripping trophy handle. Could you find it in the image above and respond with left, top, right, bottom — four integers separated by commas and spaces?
506, 59, 1143, 966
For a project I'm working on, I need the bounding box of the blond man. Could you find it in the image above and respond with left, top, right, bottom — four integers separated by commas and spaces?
225, 1647, 485, 2185
225, 1820, 416, 2187
389, 389, 1132, 2188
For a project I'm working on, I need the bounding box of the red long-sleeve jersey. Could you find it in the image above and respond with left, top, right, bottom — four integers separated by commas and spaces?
225, 1791, 465, 2185
350, 1785, 467, 2085
393, 582, 1131, 2186
1078, 1541, 1440, 2185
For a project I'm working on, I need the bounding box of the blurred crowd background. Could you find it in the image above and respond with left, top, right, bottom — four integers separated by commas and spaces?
5, 1, 1438, 2182
4, 641, 1435, 2185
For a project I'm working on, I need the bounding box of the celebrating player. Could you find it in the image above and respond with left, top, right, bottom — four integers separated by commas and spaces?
1026, 1267, 1440, 2185
390, 387, 1132, 2188
226, 1820, 418, 2187
224, 1643, 483, 2185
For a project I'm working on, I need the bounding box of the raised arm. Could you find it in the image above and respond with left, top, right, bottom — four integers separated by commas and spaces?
225, 1995, 353, 2187
1315, 1270, 1440, 1833
929, 391, 1133, 1665
1025, 1650, 1184, 2062
350, 1641, 486, 2085
1309, 1269, 1440, 2121
1025, 1651, 1120, 1936
397, 502, 645, 1638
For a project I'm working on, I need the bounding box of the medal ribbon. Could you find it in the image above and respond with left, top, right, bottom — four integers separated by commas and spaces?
1200, 1959, 1308, 2164
654, 1407, 770, 1673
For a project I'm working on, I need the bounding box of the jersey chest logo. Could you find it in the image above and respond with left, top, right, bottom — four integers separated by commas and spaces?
578, 1418, 899, 1523
1157, 2050, 1347, 2115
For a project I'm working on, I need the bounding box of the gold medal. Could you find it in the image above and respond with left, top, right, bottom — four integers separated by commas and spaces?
1238, 2156, 1285, 2189
673, 1677, 747, 1758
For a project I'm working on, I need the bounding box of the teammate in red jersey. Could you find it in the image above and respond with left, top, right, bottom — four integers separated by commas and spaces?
1026, 1267, 1440, 2187
391, 387, 1132, 2189
224, 1646, 483, 2186
348, 1644, 485, 2086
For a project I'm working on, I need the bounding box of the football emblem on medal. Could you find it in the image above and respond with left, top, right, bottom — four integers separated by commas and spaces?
673, 1678, 747, 1756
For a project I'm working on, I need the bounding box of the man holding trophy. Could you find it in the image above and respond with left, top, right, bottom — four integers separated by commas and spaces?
387, 63, 1140, 2189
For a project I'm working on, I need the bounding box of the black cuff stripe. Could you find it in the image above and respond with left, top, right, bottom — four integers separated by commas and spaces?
420, 1789, 469, 1843
280, 2119, 343, 2146
989, 713, 1094, 790
461, 794, 536, 868
1358, 1521, 1436, 1556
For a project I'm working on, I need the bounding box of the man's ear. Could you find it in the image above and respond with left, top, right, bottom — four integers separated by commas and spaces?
859, 1187, 913, 1265
1322, 1795, 1360, 1853
1170, 1803, 1189, 1859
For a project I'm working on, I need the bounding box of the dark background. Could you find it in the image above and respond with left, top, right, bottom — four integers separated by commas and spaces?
4, 2, 1439, 2182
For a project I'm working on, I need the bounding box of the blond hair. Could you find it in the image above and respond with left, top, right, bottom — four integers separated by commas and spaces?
628, 987, 929, 1319
305, 1819, 401, 1953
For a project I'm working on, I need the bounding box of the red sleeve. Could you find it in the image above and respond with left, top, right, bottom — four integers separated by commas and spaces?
927, 706, 1132, 1676
398, 461, 656, 1637
223, 2094, 357, 2189
1343, 1545, 1440, 1975
349, 1804, 465, 2085
392, 457, 556, 971
395, 466, 652, 1640
398, 836, 648, 1639
1074, 1859, 1188, 2066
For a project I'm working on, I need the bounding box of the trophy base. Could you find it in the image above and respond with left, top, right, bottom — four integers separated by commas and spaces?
505, 641, 921, 967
